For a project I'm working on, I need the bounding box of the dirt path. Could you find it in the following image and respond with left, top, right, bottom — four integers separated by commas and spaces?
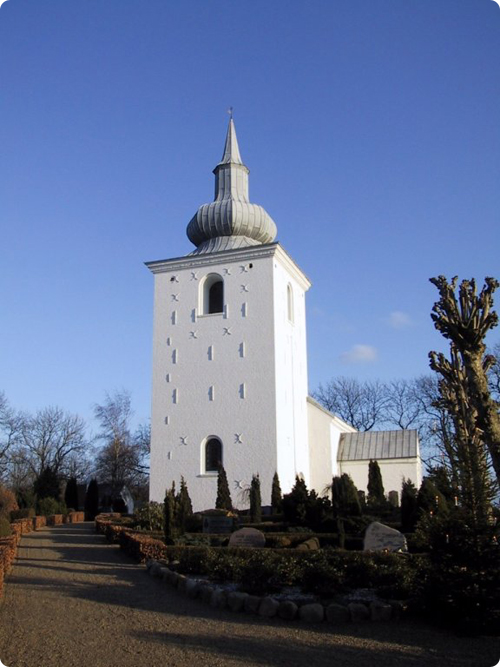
0, 523, 498, 667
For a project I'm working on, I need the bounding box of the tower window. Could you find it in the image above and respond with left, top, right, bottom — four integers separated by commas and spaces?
204, 437, 222, 473
201, 274, 224, 315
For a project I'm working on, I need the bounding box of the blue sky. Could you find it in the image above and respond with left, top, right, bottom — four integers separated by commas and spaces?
1, 0, 499, 432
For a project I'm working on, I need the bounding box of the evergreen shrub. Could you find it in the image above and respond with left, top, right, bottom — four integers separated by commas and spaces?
135, 502, 164, 532
38, 497, 66, 517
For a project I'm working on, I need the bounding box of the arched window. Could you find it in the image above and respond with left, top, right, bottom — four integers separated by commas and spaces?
201, 274, 224, 315
204, 437, 222, 473
287, 283, 294, 323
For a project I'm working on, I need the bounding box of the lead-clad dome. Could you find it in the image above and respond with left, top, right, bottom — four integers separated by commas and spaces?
187, 119, 277, 254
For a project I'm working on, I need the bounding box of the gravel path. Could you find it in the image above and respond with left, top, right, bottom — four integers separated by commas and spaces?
0, 523, 498, 667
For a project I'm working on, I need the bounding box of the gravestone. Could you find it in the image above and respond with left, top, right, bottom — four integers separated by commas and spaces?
202, 515, 233, 534
363, 521, 408, 553
228, 527, 266, 548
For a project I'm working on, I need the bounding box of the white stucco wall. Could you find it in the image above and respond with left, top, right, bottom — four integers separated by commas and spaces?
339, 457, 422, 499
307, 398, 356, 496
273, 249, 311, 494
148, 243, 310, 512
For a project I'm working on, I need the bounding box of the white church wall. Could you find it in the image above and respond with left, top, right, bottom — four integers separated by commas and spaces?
149, 246, 300, 512
273, 247, 311, 495
340, 457, 423, 500
306, 398, 357, 495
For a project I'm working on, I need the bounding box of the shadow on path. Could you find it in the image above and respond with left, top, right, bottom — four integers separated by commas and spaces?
0, 523, 497, 667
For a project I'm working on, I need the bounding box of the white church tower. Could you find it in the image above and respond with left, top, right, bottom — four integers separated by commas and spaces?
147, 119, 311, 511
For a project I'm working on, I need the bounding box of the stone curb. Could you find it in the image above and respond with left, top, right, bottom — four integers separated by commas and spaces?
145, 559, 406, 625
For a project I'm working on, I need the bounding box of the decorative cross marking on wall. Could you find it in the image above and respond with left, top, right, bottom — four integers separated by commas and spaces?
223, 327, 232, 336
235, 433, 243, 444
180, 436, 188, 445
172, 294, 180, 302
170, 276, 179, 283
189, 331, 198, 339
241, 285, 249, 293
234, 480, 244, 490
240, 265, 249, 273
190, 272, 198, 281
223, 268, 231, 275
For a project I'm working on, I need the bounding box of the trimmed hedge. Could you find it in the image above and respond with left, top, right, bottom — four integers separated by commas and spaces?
96, 520, 423, 600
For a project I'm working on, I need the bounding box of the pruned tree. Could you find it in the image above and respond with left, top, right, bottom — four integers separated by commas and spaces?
488, 342, 500, 402
313, 377, 389, 431
429, 345, 496, 520
430, 275, 500, 485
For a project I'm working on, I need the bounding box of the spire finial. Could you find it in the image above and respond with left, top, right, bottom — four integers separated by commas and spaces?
227, 106, 234, 119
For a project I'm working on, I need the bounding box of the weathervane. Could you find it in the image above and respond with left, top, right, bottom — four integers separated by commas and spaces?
227, 106, 234, 119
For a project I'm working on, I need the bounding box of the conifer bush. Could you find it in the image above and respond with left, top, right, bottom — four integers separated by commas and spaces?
64, 477, 79, 511
249, 474, 261, 523
215, 465, 233, 511
84, 479, 99, 520
401, 478, 418, 532
271, 472, 283, 513
367, 459, 386, 508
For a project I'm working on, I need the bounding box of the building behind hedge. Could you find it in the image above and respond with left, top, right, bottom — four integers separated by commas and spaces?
147, 119, 422, 512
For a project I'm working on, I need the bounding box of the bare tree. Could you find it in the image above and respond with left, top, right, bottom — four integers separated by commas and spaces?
384, 378, 423, 430
0, 392, 22, 481
313, 377, 389, 431
93, 391, 148, 499
14, 406, 88, 483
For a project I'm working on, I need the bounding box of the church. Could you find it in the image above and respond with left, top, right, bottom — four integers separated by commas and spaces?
146, 118, 422, 512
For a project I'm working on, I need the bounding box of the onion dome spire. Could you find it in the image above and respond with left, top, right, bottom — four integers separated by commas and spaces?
186, 118, 277, 254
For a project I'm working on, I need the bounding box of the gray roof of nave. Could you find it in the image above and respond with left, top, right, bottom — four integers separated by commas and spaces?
338, 429, 419, 461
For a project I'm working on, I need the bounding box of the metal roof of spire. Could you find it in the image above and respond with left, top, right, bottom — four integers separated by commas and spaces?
218, 117, 243, 166
186, 118, 277, 254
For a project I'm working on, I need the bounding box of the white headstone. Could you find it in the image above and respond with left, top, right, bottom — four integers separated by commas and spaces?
363, 521, 407, 553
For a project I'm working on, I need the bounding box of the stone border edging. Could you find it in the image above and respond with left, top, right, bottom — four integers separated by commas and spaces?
145, 558, 407, 624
